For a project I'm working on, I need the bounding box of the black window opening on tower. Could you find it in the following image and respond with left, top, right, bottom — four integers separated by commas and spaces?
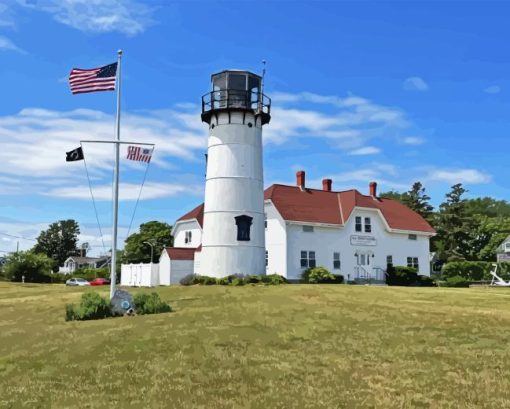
235, 215, 253, 241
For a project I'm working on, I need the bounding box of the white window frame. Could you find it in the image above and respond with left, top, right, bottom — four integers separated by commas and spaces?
364, 217, 372, 233
333, 252, 341, 270
407, 257, 419, 271
300, 251, 316, 268
303, 225, 314, 233
355, 216, 362, 232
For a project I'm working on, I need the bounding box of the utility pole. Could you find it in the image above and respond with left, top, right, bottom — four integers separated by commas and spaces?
144, 241, 155, 264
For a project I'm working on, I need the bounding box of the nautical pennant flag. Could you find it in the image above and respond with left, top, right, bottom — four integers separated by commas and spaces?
127, 146, 153, 163
68, 62, 117, 95
66, 147, 84, 162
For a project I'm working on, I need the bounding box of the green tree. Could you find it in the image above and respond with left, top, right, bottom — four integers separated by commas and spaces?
464, 197, 510, 218
403, 182, 434, 222
122, 221, 173, 264
379, 190, 406, 202
435, 184, 470, 261
33, 220, 80, 270
4, 251, 54, 282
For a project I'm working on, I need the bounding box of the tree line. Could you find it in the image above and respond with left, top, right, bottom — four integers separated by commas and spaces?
381, 182, 510, 265
1, 220, 174, 282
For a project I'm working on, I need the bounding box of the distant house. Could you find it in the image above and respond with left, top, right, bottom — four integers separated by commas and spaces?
59, 256, 110, 274
497, 235, 510, 263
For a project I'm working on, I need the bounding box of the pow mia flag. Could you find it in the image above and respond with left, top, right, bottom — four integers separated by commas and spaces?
66, 147, 84, 162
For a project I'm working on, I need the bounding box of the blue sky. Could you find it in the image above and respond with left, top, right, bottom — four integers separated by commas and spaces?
1, 1, 509, 255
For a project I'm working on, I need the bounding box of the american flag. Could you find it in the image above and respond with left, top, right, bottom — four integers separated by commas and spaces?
68, 62, 117, 94
127, 146, 153, 163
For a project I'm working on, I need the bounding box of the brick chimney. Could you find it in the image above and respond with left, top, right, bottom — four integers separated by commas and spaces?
296, 170, 305, 191
322, 178, 332, 192
369, 181, 377, 198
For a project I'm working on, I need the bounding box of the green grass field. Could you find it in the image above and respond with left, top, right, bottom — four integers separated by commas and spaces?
2, 283, 510, 408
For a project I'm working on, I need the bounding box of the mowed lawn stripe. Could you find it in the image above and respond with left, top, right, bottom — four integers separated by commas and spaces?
2, 283, 510, 408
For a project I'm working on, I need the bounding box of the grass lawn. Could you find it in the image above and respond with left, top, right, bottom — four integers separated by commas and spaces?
2, 283, 510, 408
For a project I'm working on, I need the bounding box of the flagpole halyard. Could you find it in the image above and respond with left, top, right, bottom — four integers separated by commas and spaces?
110, 49, 123, 300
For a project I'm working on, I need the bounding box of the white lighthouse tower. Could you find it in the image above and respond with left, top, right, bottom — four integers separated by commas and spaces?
199, 70, 271, 277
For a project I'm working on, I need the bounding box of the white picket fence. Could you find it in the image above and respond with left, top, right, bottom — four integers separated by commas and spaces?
120, 263, 159, 287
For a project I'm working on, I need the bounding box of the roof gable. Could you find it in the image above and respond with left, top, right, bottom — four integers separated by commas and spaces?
176, 203, 204, 227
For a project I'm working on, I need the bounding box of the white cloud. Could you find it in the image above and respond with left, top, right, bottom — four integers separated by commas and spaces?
484, 85, 501, 94
0, 107, 207, 198
403, 77, 429, 91
0, 35, 25, 53
348, 146, 381, 156
426, 169, 492, 184
18, 0, 155, 36
266, 91, 407, 147
45, 182, 201, 201
402, 136, 425, 145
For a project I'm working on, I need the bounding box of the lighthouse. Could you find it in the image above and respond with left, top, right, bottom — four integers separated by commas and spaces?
199, 70, 271, 277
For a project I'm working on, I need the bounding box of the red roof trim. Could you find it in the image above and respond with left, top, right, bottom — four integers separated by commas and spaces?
165, 247, 196, 260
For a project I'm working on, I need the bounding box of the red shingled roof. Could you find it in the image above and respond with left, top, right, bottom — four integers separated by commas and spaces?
176, 203, 204, 227
176, 184, 435, 234
165, 247, 196, 260
265, 184, 435, 234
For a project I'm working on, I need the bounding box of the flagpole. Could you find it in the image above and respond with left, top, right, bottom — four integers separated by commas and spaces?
110, 49, 122, 300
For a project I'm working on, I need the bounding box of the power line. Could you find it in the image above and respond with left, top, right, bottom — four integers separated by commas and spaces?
0, 232, 37, 242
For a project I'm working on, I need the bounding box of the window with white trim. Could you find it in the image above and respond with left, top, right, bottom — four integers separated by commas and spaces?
407, 257, 419, 271
505, 242, 510, 252
386, 255, 393, 266
300, 251, 316, 268
408, 234, 417, 240
355, 216, 362, 232
364, 217, 372, 233
333, 252, 341, 269
303, 225, 314, 232
185, 231, 192, 244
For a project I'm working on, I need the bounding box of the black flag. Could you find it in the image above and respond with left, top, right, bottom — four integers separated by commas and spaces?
66, 147, 84, 162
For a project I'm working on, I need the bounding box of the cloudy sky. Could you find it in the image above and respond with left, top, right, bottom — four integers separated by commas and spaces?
0, 1, 509, 255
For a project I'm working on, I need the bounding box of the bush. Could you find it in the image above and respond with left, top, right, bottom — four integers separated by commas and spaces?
245, 274, 263, 284
65, 292, 112, 321
74, 267, 110, 281
3, 251, 55, 282
442, 261, 510, 281
260, 274, 288, 285
442, 275, 470, 288
216, 274, 246, 286
386, 266, 418, 286
416, 275, 436, 287
133, 292, 172, 315
302, 266, 342, 284
180, 274, 199, 286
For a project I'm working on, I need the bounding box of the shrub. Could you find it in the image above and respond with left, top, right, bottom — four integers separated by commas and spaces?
65, 292, 112, 321
133, 292, 172, 315
302, 266, 341, 284
442, 261, 510, 281
180, 274, 199, 286
417, 275, 436, 287
443, 275, 470, 288
260, 274, 288, 285
74, 267, 110, 281
245, 274, 263, 284
386, 266, 418, 286
3, 251, 54, 282
198, 275, 217, 285
216, 274, 246, 286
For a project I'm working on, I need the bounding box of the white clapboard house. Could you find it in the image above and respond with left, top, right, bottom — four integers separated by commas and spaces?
497, 235, 510, 263
160, 172, 435, 284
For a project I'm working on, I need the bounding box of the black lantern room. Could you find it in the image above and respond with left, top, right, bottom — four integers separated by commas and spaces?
201, 70, 271, 125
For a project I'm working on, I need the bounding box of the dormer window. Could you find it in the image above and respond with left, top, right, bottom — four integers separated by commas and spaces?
184, 231, 192, 244
505, 242, 510, 252
235, 215, 253, 241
